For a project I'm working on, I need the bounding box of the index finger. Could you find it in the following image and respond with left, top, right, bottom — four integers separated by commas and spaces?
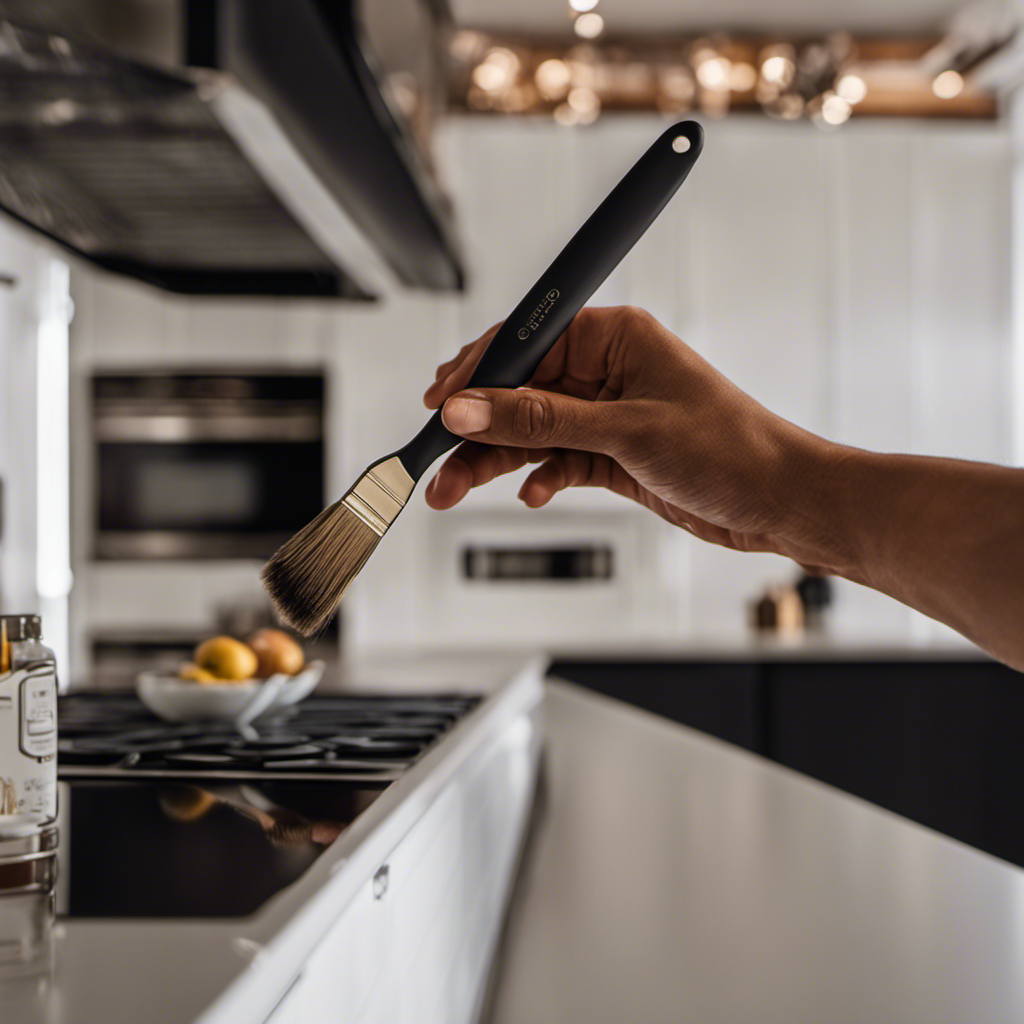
423, 305, 627, 410
423, 322, 500, 409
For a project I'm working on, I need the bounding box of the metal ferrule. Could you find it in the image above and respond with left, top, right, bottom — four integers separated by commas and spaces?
342, 457, 415, 537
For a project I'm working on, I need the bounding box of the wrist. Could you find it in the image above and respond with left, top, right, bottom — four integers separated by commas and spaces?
768, 425, 873, 583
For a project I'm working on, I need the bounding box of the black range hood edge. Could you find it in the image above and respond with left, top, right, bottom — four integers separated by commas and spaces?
0, 1, 464, 298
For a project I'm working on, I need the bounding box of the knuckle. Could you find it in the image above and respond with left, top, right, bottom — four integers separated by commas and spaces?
619, 304, 653, 329
512, 393, 553, 443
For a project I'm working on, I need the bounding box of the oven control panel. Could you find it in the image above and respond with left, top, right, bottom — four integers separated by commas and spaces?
462, 545, 614, 581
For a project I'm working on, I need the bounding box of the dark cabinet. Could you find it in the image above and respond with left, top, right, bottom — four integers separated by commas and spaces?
548, 660, 763, 752
549, 657, 1024, 867
765, 660, 1024, 867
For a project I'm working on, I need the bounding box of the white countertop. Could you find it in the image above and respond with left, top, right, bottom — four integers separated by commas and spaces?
487, 681, 1024, 1024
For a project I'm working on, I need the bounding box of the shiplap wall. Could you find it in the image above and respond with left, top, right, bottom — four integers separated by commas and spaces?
67, 115, 1012, 670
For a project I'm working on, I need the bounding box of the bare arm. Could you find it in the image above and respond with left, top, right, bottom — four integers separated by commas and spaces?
422, 306, 1024, 671
796, 447, 1024, 670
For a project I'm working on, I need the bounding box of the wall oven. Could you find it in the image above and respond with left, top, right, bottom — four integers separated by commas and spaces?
92, 371, 324, 560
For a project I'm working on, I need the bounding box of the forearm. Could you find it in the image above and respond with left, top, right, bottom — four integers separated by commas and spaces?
783, 441, 1024, 670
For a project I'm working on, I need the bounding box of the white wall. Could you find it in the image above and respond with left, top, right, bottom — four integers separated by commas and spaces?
67, 114, 1013, 670
0, 221, 73, 674
0, 222, 44, 614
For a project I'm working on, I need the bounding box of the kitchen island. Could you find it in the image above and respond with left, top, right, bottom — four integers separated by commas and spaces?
488, 680, 1024, 1023
2, 657, 544, 1024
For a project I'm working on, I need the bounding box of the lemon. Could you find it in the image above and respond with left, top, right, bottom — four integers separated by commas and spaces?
193, 637, 258, 682
179, 662, 217, 684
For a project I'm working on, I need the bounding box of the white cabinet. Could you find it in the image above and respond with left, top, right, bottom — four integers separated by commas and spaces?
263, 712, 538, 1024
911, 132, 1012, 462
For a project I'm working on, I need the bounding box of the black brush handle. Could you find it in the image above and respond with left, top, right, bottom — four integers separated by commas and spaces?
398, 120, 704, 482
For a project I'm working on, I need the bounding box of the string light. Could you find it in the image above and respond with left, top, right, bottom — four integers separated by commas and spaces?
695, 55, 731, 91
472, 47, 519, 94
472, 61, 507, 92
820, 92, 852, 125
569, 0, 599, 10
932, 69, 964, 99
728, 62, 757, 92
457, 30, 970, 128
567, 86, 600, 115
450, 30, 484, 62
573, 12, 604, 39
776, 93, 804, 119
535, 58, 572, 99
761, 54, 795, 87
836, 73, 867, 104
553, 102, 579, 125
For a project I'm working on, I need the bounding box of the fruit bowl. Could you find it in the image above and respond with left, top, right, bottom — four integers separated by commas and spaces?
136, 661, 325, 725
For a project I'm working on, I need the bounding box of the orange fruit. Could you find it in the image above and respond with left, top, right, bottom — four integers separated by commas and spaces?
247, 628, 305, 677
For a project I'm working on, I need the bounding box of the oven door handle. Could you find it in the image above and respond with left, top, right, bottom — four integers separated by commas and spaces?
94, 415, 321, 443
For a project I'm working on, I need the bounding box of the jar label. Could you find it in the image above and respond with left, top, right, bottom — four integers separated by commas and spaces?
0, 665, 57, 824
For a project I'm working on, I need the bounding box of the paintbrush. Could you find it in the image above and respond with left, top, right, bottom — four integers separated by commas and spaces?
262, 120, 704, 636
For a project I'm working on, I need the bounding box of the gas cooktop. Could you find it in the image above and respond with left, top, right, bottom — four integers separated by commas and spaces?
52, 691, 482, 917
58, 693, 480, 783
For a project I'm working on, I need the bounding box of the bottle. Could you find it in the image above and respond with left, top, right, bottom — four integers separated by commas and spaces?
750, 585, 805, 634
0, 615, 57, 838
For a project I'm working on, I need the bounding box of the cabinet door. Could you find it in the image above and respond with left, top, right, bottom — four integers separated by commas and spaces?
262, 715, 539, 1024
549, 660, 764, 752
766, 660, 1024, 866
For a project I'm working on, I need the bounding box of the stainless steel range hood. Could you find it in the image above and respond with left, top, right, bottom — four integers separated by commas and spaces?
0, 0, 464, 297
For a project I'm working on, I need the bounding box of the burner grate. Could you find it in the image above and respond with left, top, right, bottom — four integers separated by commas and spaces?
57, 693, 480, 781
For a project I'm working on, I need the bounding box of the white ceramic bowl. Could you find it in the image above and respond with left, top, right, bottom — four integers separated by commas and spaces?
136, 661, 325, 725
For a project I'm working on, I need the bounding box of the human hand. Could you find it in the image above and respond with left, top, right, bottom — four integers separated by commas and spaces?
422, 306, 855, 575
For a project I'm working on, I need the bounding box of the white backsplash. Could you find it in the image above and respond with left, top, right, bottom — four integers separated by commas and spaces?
64, 114, 1013, 673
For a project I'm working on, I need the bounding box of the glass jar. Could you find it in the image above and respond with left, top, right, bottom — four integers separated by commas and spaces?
0, 614, 58, 978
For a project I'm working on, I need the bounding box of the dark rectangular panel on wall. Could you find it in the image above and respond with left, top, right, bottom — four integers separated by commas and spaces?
548, 660, 764, 752
764, 660, 1024, 867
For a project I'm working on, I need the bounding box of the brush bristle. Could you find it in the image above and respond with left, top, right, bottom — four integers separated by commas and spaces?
261, 499, 382, 637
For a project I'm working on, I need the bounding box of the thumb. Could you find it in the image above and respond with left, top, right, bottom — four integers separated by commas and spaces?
441, 388, 619, 452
